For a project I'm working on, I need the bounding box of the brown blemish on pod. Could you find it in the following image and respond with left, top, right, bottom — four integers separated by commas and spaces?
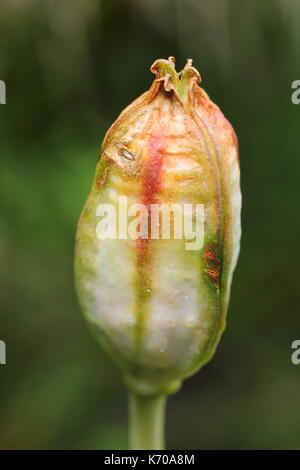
96, 166, 109, 190
202, 241, 221, 288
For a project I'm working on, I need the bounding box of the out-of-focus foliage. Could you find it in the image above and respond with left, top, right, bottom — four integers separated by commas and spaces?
0, 0, 300, 449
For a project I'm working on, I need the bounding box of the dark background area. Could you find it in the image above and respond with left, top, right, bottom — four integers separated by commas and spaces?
0, 0, 299, 449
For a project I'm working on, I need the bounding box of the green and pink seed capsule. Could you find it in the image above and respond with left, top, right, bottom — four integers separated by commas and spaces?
75, 57, 241, 396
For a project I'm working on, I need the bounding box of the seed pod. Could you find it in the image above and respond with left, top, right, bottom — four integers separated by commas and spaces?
75, 57, 241, 397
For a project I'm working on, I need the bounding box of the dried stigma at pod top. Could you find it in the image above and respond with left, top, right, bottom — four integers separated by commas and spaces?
75, 57, 241, 397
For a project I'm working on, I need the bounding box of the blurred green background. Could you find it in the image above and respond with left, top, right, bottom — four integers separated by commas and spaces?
0, 0, 300, 450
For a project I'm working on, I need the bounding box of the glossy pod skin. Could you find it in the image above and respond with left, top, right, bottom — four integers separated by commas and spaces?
75, 58, 241, 397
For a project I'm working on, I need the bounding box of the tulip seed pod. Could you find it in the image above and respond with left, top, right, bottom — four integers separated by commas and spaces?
75, 57, 241, 398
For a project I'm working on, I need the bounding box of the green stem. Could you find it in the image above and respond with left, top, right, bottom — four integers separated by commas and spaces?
129, 393, 166, 450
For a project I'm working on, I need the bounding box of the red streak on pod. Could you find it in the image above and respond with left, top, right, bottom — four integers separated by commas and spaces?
136, 129, 165, 263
